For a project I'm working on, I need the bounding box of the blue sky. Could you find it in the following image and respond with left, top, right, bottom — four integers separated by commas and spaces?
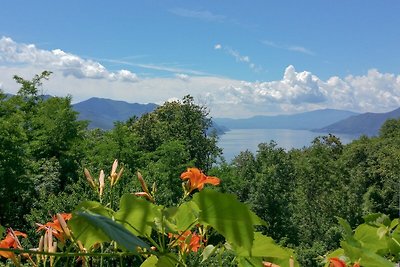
1, 1, 399, 117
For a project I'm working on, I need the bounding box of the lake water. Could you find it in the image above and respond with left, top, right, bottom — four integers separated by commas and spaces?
217, 129, 359, 162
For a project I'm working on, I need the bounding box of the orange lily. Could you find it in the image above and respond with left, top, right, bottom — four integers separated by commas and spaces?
329, 257, 346, 267
37, 213, 72, 243
180, 168, 220, 194
0, 228, 27, 259
168, 230, 203, 253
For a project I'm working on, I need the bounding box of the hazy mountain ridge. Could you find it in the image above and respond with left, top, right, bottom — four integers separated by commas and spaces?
72, 97, 158, 129
214, 109, 359, 130
314, 107, 400, 136
72, 97, 228, 134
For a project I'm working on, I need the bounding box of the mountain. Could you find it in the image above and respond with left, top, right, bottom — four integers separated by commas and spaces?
73, 97, 158, 129
72, 97, 227, 133
314, 107, 400, 136
214, 109, 359, 130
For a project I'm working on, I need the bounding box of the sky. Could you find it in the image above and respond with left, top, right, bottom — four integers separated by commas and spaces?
0, 0, 399, 118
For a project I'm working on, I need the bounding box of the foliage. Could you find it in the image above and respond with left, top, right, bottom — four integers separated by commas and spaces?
1, 72, 400, 266
130, 95, 221, 171
0, 164, 297, 267
323, 214, 399, 267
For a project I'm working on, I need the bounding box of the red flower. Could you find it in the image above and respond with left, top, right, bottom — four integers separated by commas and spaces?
180, 168, 220, 193
329, 257, 347, 267
37, 213, 72, 242
169, 230, 203, 253
0, 229, 27, 259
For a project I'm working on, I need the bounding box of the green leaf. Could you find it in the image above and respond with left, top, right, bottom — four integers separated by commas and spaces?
192, 189, 265, 254
236, 232, 298, 267
114, 194, 160, 237
155, 253, 178, 267
73, 212, 150, 252
69, 201, 115, 249
337, 217, 353, 237
390, 218, 399, 231
164, 201, 199, 232
354, 224, 387, 253
0, 224, 5, 237
201, 244, 216, 263
74, 200, 115, 216
377, 226, 388, 239
341, 241, 394, 267
388, 236, 400, 256
140, 255, 158, 267
363, 213, 391, 227
237, 256, 262, 267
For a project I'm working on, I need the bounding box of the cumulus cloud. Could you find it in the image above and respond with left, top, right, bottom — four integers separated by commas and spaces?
175, 73, 190, 81
0, 37, 138, 82
1, 37, 400, 118
214, 44, 222, 50
210, 65, 400, 116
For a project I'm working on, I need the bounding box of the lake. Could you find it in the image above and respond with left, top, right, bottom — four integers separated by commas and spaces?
217, 128, 359, 162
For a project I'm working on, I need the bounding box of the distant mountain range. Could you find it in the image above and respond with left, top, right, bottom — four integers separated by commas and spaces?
72, 97, 228, 134
72, 97, 157, 129
314, 107, 400, 136
5, 93, 400, 136
214, 109, 359, 130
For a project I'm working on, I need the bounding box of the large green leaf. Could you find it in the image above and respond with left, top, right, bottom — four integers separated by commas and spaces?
236, 232, 298, 267
354, 224, 388, 253
164, 201, 199, 232
73, 200, 115, 217
140, 255, 158, 267
73, 212, 150, 252
341, 241, 394, 267
192, 189, 265, 254
201, 244, 217, 263
114, 194, 160, 237
68, 201, 115, 249
363, 213, 391, 227
156, 253, 179, 267
237, 256, 262, 267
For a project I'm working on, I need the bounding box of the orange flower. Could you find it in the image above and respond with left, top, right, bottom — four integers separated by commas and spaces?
329, 257, 346, 267
0, 229, 27, 259
37, 213, 72, 242
180, 168, 220, 193
168, 230, 203, 253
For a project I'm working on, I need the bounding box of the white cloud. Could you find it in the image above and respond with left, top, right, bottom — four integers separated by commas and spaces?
175, 73, 190, 81
0, 37, 138, 82
214, 44, 222, 50
216, 44, 263, 72
169, 8, 226, 22
1, 37, 400, 118
113, 69, 139, 82
262, 40, 315, 56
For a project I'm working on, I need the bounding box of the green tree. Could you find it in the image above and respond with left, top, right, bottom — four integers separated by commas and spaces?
132, 95, 221, 171
249, 142, 297, 243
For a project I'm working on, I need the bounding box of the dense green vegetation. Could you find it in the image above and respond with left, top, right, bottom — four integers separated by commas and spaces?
0, 73, 399, 266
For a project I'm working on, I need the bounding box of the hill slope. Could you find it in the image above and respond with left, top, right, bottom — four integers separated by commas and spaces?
73, 97, 157, 129
214, 109, 359, 130
314, 107, 400, 136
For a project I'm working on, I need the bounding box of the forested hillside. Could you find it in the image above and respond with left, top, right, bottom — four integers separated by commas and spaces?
0, 73, 399, 266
